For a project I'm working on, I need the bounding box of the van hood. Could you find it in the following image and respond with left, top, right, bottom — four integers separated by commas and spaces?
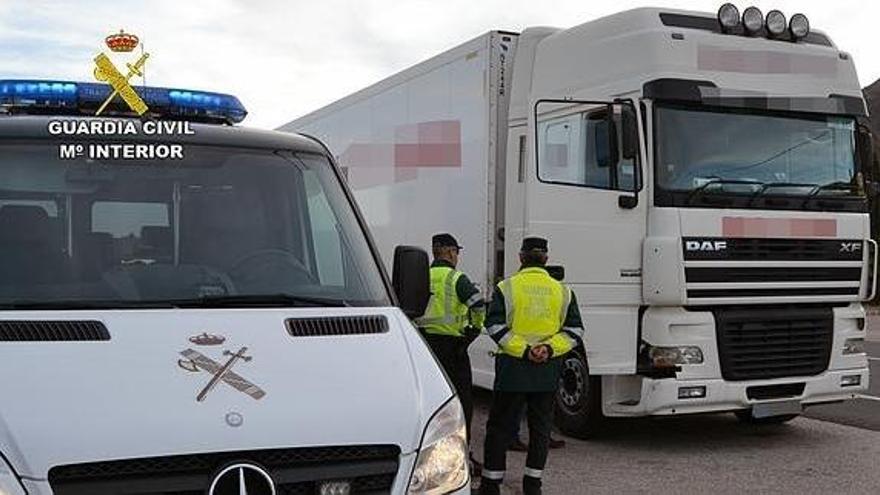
0, 308, 451, 478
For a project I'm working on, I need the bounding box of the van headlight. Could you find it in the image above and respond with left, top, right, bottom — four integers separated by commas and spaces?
0, 455, 25, 495
408, 397, 469, 494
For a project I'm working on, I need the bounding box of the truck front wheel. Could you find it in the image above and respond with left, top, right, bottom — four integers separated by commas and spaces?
554, 350, 604, 438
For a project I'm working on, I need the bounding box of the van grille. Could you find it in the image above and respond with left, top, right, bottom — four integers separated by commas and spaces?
0, 320, 109, 341
286, 315, 389, 337
48, 445, 400, 495
714, 306, 833, 381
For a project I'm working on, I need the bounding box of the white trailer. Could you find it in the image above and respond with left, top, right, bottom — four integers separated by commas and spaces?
281, 5, 875, 436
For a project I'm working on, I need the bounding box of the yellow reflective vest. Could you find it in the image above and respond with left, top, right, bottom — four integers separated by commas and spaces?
416, 266, 471, 337
491, 267, 579, 358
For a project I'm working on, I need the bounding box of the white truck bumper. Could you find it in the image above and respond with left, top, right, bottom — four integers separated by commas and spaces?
606, 367, 870, 417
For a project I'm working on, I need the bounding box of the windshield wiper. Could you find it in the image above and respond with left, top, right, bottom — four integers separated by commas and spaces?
748, 182, 814, 206
169, 294, 351, 308
802, 181, 859, 207
687, 178, 762, 205
0, 300, 179, 310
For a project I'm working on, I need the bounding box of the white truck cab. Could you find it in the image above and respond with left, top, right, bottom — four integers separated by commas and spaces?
0, 80, 469, 494
283, 5, 874, 437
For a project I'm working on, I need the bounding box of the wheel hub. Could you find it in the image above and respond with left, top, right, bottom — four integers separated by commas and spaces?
558, 357, 587, 413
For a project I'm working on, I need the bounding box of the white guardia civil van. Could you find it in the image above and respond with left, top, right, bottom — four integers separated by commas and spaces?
282, 5, 875, 436
0, 80, 470, 494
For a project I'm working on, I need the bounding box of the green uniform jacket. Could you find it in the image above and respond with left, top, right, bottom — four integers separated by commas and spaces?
486, 267, 585, 392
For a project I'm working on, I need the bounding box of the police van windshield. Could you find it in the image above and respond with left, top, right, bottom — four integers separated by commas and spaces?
0, 144, 390, 308
654, 105, 864, 211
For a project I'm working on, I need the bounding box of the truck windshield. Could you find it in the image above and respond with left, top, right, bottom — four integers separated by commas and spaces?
654, 105, 864, 211
0, 144, 390, 309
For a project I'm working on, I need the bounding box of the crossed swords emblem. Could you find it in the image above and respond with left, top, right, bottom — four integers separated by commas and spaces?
178, 344, 267, 402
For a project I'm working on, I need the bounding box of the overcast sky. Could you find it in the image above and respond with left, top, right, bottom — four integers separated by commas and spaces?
1, 0, 878, 128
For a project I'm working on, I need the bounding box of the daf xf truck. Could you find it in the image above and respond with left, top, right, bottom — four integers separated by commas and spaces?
281, 5, 874, 436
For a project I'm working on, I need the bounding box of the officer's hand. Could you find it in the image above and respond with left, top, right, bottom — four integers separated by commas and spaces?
529, 344, 550, 363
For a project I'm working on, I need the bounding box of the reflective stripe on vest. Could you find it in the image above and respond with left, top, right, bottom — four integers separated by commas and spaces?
415, 266, 469, 336
497, 267, 569, 355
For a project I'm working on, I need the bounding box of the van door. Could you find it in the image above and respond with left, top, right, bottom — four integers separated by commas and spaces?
522, 100, 647, 374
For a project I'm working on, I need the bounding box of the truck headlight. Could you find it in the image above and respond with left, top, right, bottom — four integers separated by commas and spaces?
0, 455, 25, 495
843, 338, 865, 355
408, 397, 469, 494
650, 346, 704, 367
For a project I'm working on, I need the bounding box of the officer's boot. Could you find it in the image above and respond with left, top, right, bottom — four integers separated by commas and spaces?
478, 478, 502, 495
523, 475, 542, 495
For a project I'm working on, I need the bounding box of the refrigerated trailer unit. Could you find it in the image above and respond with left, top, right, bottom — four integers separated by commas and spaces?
281, 6, 875, 435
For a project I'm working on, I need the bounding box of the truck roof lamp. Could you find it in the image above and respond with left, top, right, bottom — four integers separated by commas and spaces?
765, 10, 787, 37
717, 3, 741, 32
742, 6, 764, 34
789, 13, 810, 39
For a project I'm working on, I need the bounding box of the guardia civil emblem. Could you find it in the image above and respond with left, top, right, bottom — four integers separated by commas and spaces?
92, 29, 150, 116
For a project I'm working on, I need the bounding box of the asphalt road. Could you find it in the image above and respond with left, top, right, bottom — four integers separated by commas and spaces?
470, 392, 880, 494
468, 316, 880, 494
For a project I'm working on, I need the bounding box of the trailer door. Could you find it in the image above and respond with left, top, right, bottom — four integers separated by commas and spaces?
524, 99, 646, 374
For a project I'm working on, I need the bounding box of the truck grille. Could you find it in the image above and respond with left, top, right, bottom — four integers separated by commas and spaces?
48, 445, 400, 495
682, 238, 863, 262
683, 238, 863, 301
713, 306, 833, 381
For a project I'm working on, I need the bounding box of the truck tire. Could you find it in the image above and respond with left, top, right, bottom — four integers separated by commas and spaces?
734, 410, 799, 425
554, 350, 604, 439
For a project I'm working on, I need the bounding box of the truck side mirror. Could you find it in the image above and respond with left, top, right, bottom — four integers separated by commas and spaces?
392, 245, 430, 319
857, 123, 875, 180
620, 105, 638, 161
546, 265, 565, 281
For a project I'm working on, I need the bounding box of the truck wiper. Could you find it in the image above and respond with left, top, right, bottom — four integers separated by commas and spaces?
748, 182, 814, 206
170, 294, 351, 308
0, 299, 179, 310
687, 178, 762, 205
802, 181, 857, 207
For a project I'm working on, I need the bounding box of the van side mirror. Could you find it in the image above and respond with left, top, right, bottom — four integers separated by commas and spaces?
546, 265, 565, 281
392, 245, 430, 319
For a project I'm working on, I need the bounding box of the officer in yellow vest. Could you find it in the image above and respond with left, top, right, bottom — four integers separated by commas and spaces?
415, 233, 486, 468
479, 237, 584, 495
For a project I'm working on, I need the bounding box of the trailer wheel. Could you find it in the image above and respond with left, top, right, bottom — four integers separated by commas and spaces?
554, 350, 604, 439
734, 411, 800, 425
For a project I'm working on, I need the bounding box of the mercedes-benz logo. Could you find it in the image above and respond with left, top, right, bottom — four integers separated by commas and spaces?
208, 463, 276, 495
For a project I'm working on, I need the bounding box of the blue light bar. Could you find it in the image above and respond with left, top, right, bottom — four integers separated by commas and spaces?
0, 80, 78, 107
0, 79, 247, 124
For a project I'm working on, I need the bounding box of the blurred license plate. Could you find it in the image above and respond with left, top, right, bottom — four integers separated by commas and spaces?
752, 400, 802, 418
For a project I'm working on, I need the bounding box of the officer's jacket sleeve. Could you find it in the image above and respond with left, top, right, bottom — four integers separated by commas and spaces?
542, 290, 586, 357
456, 273, 486, 328
485, 285, 530, 359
